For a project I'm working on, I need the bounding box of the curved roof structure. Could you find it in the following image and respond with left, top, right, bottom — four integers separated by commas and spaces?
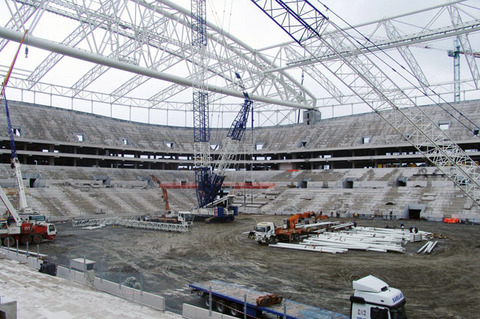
1, 0, 480, 127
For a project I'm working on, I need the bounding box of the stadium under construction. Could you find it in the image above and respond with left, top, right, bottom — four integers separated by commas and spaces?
1, 1, 480, 319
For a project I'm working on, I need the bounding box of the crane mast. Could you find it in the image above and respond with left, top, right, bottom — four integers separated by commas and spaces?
190, 2, 253, 217
251, 0, 480, 204
191, 0, 215, 208
3, 98, 31, 214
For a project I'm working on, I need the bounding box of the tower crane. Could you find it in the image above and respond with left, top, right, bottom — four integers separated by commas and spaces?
198, 73, 253, 220
191, 0, 211, 211
448, 38, 480, 102
251, 0, 480, 204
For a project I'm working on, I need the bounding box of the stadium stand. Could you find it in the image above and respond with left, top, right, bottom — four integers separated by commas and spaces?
0, 100, 479, 222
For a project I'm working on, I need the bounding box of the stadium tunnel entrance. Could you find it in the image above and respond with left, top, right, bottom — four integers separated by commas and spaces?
404, 204, 426, 219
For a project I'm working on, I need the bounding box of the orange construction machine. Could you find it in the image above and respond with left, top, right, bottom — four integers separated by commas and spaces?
253, 212, 324, 244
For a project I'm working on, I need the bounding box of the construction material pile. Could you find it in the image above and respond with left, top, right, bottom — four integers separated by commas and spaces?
417, 241, 438, 254
270, 226, 433, 254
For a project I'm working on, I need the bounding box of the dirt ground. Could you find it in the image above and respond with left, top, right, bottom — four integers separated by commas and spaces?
38, 215, 479, 319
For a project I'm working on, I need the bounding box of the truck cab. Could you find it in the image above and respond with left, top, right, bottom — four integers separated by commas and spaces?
45, 223, 57, 239
253, 221, 276, 244
175, 211, 194, 225
350, 275, 407, 319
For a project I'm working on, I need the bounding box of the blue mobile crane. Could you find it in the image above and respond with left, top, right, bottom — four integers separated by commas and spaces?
191, 0, 253, 222
192, 73, 253, 222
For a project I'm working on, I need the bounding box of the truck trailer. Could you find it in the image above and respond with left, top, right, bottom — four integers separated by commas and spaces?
190, 275, 406, 319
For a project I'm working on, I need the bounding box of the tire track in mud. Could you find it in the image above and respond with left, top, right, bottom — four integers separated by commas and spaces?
39, 216, 480, 318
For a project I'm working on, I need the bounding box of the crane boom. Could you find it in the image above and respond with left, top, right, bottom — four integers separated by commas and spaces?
0, 186, 22, 226
214, 73, 253, 178
151, 175, 171, 213
1, 29, 33, 214
251, 0, 480, 204
191, 0, 214, 209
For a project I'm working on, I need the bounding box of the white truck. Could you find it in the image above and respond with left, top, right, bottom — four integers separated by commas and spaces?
252, 214, 332, 244
350, 275, 406, 319
190, 275, 407, 319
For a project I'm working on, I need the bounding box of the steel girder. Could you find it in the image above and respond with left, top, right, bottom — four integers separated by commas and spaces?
72, 217, 189, 232
0, 3, 35, 51
252, 0, 480, 203
260, 1, 480, 111
1, 0, 480, 126
1, 0, 313, 116
448, 5, 480, 89
383, 19, 430, 92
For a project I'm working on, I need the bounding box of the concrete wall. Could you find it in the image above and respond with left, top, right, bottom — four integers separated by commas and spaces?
56, 266, 165, 311
0, 247, 43, 269
0, 247, 165, 312
0, 297, 17, 319
182, 303, 236, 319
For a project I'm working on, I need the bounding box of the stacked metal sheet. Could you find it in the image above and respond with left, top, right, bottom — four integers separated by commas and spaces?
270, 226, 433, 254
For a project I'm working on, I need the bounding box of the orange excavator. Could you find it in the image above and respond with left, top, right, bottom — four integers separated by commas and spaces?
149, 175, 185, 224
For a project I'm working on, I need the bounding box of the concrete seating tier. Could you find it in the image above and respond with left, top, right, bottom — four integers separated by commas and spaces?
2, 165, 475, 222
2, 100, 480, 152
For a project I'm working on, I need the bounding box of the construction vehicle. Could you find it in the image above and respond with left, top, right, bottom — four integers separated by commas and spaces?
0, 32, 56, 246
151, 175, 172, 214
190, 275, 407, 319
0, 186, 56, 246
150, 175, 194, 225
253, 212, 321, 244
191, 3, 251, 222
1, 29, 50, 227
190, 194, 237, 223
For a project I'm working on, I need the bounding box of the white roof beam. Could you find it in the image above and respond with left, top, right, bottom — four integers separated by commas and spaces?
0, 27, 313, 110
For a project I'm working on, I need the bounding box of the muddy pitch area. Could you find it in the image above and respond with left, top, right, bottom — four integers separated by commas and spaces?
39, 215, 479, 319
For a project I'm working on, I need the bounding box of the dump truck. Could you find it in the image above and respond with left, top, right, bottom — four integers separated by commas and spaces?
190, 275, 407, 319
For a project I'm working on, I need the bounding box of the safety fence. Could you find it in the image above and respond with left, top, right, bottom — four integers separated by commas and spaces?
0, 246, 165, 311
71, 217, 189, 232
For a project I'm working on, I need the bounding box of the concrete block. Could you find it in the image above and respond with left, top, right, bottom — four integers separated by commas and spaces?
0, 296, 17, 319
71, 258, 96, 271
182, 303, 236, 319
